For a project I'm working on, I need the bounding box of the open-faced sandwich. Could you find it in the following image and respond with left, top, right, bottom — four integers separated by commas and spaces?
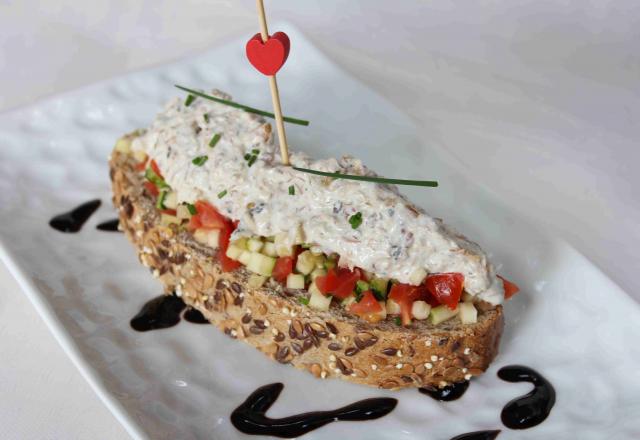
109, 90, 519, 390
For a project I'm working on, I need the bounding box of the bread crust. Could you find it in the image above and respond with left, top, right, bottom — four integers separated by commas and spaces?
110, 150, 504, 389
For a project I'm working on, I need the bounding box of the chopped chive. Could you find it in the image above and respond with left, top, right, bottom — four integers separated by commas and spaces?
156, 190, 168, 209
192, 155, 208, 166
298, 297, 310, 305
288, 185, 295, 195
203, 114, 210, 123
293, 167, 438, 188
175, 85, 310, 126
354, 291, 363, 302
184, 94, 196, 106
209, 133, 221, 148
217, 189, 228, 199
349, 212, 363, 230
252, 148, 260, 154
186, 203, 197, 215
394, 316, 402, 326
247, 155, 257, 167
372, 290, 386, 301
244, 153, 251, 160
145, 167, 169, 189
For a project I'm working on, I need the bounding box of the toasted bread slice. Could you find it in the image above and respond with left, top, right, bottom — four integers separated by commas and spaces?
110, 148, 504, 390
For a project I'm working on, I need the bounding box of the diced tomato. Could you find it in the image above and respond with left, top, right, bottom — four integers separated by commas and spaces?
193, 201, 227, 230
425, 273, 464, 310
315, 267, 363, 299
350, 291, 382, 316
150, 159, 163, 179
143, 181, 159, 197
187, 214, 202, 231
272, 256, 294, 283
135, 159, 148, 172
218, 223, 241, 272
160, 209, 177, 216
498, 275, 520, 300
389, 283, 423, 326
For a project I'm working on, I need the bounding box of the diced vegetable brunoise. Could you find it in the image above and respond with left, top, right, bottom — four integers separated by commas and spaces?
132, 149, 520, 326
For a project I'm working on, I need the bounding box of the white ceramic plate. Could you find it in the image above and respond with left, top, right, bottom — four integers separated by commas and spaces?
1, 24, 639, 440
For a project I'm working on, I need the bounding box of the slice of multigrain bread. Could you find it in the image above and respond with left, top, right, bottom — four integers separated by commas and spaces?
109, 148, 504, 390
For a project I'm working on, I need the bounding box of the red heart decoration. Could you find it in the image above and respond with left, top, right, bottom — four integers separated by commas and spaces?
245, 31, 290, 76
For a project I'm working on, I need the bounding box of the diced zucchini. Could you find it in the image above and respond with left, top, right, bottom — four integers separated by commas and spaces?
232, 237, 249, 250
429, 305, 459, 325
355, 280, 370, 294
194, 229, 219, 248
459, 302, 478, 324
370, 278, 389, 298
247, 252, 277, 276
248, 274, 267, 288
247, 237, 264, 253
132, 149, 147, 163
386, 298, 401, 315
164, 191, 178, 210
310, 268, 326, 281
409, 268, 427, 285
286, 273, 305, 289
324, 258, 336, 270
262, 242, 277, 257
226, 244, 244, 260
314, 254, 326, 269
176, 205, 192, 221
160, 213, 179, 226
295, 250, 316, 275
238, 250, 253, 266
411, 300, 431, 320
308, 287, 331, 311
115, 137, 132, 154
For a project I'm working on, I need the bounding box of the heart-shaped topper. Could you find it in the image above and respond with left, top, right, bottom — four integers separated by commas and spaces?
246, 31, 290, 76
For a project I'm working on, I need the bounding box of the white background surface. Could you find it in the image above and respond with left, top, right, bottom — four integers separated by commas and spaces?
1, 1, 638, 439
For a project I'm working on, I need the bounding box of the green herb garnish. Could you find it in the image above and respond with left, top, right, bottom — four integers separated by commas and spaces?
298, 297, 310, 305
355, 280, 369, 295
209, 133, 221, 148
293, 167, 438, 188
288, 185, 295, 195
349, 212, 363, 229
192, 155, 208, 166
184, 94, 196, 106
217, 189, 228, 199
354, 291, 363, 302
252, 148, 260, 155
372, 290, 386, 301
394, 316, 402, 326
156, 190, 168, 209
145, 167, 169, 189
186, 203, 197, 215
175, 85, 310, 126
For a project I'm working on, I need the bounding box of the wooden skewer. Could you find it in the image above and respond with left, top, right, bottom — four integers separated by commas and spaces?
256, 0, 290, 166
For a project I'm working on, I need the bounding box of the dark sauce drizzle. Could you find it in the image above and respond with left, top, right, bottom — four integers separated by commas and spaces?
96, 218, 120, 232
49, 199, 101, 232
419, 380, 469, 401
450, 430, 501, 440
498, 365, 555, 429
231, 382, 397, 438
130, 295, 186, 331
183, 307, 208, 324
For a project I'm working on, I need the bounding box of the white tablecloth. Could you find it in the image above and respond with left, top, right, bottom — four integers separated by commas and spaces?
1, 1, 638, 438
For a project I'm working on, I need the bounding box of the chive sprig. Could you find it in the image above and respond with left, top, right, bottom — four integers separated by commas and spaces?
292, 167, 438, 188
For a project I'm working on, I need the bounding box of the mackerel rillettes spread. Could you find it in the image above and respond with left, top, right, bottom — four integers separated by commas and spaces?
131, 91, 504, 304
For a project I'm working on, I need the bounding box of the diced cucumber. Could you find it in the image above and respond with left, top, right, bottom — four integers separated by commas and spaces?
226, 244, 244, 260
411, 300, 431, 320
262, 242, 277, 257
355, 280, 370, 294
238, 250, 253, 266
295, 250, 316, 275
370, 278, 389, 298
115, 137, 131, 154
310, 247, 323, 256
247, 237, 264, 253
275, 243, 294, 257
308, 287, 331, 311
176, 205, 191, 221
232, 237, 249, 250
386, 298, 401, 315
429, 305, 459, 325
314, 254, 326, 269
160, 213, 180, 226
247, 252, 277, 276
409, 268, 427, 285
286, 273, 305, 289
459, 302, 477, 324
164, 191, 178, 209
248, 274, 267, 288
310, 268, 326, 281
194, 229, 219, 248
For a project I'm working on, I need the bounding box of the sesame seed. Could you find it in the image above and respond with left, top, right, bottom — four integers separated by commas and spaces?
464, 374, 472, 380
320, 371, 327, 379
143, 246, 152, 254
439, 357, 444, 361
271, 328, 278, 335
264, 320, 270, 327
185, 254, 191, 260
371, 364, 378, 370
152, 269, 159, 278
334, 369, 341, 374
329, 362, 336, 369
329, 354, 336, 362
397, 350, 403, 357
135, 230, 143, 237
424, 362, 433, 369
230, 330, 237, 337
246, 308, 252, 314
462, 368, 468, 373
430, 355, 438, 362
439, 381, 448, 388
282, 307, 290, 314
189, 270, 195, 276
396, 363, 403, 369
286, 319, 291, 325
425, 340, 432, 347
329, 333, 337, 340
463, 347, 471, 355
175, 286, 183, 297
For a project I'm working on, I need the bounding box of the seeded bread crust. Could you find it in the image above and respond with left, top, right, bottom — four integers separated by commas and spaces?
109, 147, 504, 390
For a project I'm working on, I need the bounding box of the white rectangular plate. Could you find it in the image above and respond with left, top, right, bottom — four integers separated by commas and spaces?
1, 24, 639, 440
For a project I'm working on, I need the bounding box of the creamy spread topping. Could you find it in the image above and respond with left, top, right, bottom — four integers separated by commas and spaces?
131, 91, 504, 304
